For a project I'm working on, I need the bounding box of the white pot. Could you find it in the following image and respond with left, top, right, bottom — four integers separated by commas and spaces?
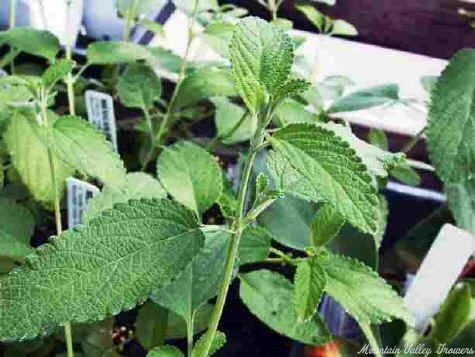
83, 0, 124, 41
29, 0, 84, 46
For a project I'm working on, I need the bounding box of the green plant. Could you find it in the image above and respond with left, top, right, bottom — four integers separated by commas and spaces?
1, 2, 473, 357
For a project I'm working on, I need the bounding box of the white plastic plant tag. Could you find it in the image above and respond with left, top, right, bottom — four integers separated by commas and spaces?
85, 90, 118, 151
67, 177, 99, 228
0, 69, 8, 77
404, 224, 475, 332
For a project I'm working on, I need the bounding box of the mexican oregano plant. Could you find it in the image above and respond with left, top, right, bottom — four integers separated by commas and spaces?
0, 15, 416, 357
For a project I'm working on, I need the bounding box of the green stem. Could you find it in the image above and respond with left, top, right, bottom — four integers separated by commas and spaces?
8, 0, 17, 73
65, 0, 76, 115
123, 0, 139, 42
141, 107, 155, 171
155, 0, 199, 147
41, 89, 74, 357
197, 114, 265, 357
186, 317, 194, 357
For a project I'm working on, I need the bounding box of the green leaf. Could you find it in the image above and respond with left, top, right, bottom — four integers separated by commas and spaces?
85, 172, 166, 221
87, 42, 153, 64
269, 123, 379, 234
0, 197, 34, 260
446, 179, 475, 234
310, 204, 345, 248
229, 17, 294, 112
430, 283, 473, 344
420, 75, 438, 94
41, 59, 74, 88
216, 174, 238, 219
52, 115, 126, 186
211, 97, 256, 144
0, 199, 204, 341
174, 67, 237, 108
147, 346, 184, 357
118, 63, 162, 109
149, 47, 182, 74
368, 129, 388, 151
157, 141, 223, 215
151, 230, 229, 322
192, 330, 226, 357
427, 49, 475, 184
327, 84, 399, 113
390, 163, 421, 186
165, 304, 214, 340
258, 194, 318, 250
239, 226, 272, 265
117, 0, 167, 18
296, 5, 325, 32
0, 28, 59, 60
320, 253, 413, 325
294, 257, 326, 321
4, 111, 74, 207
135, 301, 168, 350
274, 98, 318, 126
204, 21, 235, 57
239, 270, 331, 345
331, 19, 358, 36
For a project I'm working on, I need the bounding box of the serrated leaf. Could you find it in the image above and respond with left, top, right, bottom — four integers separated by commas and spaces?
204, 22, 235, 57
229, 17, 294, 111
174, 67, 237, 108
269, 123, 379, 234
239, 270, 331, 345
42, 59, 74, 88
157, 141, 223, 215
192, 330, 226, 357
0, 197, 34, 260
87, 42, 153, 64
258, 194, 317, 251
0, 199, 204, 341
310, 204, 345, 248
327, 84, 399, 113
151, 230, 229, 322
294, 257, 327, 321
239, 226, 272, 265
85, 173, 166, 221
4, 111, 74, 207
118, 63, 162, 109
211, 97, 256, 144
52, 115, 126, 186
0, 28, 59, 60
427, 49, 475, 184
147, 346, 184, 357
320, 253, 413, 325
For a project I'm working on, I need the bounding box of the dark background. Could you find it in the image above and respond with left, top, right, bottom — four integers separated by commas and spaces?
233, 0, 475, 59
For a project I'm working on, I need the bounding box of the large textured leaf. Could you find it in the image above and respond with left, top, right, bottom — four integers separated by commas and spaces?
320, 253, 413, 325
229, 17, 294, 111
0, 198, 34, 260
174, 67, 237, 108
211, 97, 256, 144
427, 49, 475, 184
151, 231, 229, 322
85, 173, 166, 221
327, 84, 399, 113
118, 63, 162, 109
0, 28, 59, 60
294, 257, 326, 321
4, 111, 74, 207
52, 115, 126, 187
0, 199, 204, 341
157, 141, 222, 215
239, 270, 331, 345
87, 42, 153, 64
269, 123, 379, 234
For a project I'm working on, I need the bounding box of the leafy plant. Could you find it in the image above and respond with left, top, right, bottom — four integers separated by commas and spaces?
1, 1, 473, 356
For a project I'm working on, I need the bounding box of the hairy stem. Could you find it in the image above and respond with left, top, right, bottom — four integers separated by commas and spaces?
155, 0, 199, 147
42, 89, 74, 357
197, 113, 265, 357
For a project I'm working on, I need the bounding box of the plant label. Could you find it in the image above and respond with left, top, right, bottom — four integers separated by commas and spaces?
85, 90, 118, 151
66, 177, 99, 228
404, 224, 475, 332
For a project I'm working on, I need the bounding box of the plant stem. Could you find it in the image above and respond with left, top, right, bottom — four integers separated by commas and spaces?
41, 89, 74, 357
65, 0, 76, 115
197, 114, 265, 357
8, 0, 17, 73
186, 318, 194, 357
155, 0, 199, 147
123, 0, 139, 42
141, 107, 155, 171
